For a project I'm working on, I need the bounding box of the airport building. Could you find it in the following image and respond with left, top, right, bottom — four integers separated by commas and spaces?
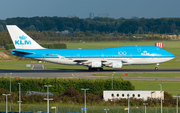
103, 90, 164, 101
89, 12, 94, 19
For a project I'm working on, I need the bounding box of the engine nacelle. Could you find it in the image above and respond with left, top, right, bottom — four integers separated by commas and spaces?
112, 62, 123, 68
91, 61, 102, 68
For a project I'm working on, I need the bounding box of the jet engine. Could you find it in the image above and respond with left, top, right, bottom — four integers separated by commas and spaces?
91, 61, 102, 68
112, 62, 123, 68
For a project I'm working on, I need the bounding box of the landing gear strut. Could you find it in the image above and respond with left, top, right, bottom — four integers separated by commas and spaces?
155, 63, 159, 70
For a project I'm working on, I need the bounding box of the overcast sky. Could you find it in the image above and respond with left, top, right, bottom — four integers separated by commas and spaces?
0, 0, 180, 19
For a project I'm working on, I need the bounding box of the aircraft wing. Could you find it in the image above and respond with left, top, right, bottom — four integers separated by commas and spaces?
102, 59, 128, 63
73, 60, 88, 62
73, 59, 131, 67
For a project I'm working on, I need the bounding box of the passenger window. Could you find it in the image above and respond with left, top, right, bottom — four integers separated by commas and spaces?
133, 94, 135, 97
122, 94, 124, 97
111, 94, 114, 97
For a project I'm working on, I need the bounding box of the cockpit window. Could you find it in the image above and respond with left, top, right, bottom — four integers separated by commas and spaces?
160, 48, 163, 50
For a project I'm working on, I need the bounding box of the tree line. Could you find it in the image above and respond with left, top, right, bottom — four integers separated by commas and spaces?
0, 77, 134, 94
0, 30, 172, 47
0, 17, 180, 34
1, 17, 179, 46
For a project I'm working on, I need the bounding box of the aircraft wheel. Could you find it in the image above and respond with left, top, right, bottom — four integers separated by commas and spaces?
88, 67, 92, 71
97, 68, 102, 71
155, 67, 158, 70
96, 68, 103, 71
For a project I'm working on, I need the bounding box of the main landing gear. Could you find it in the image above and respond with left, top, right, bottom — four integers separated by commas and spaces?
88, 67, 103, 71
155, 63, 159, 70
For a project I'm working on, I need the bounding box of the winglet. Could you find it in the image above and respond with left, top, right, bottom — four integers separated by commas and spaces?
6, 25, 44, 49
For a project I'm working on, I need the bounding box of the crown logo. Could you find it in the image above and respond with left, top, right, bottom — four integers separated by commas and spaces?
19, 35, 27, 40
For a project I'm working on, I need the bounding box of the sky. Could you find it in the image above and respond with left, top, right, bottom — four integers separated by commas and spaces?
0, 0, 180, 20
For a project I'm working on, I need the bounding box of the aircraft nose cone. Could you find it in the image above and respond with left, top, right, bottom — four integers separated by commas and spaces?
170, 53, 175, 58
164, 50, 175, 58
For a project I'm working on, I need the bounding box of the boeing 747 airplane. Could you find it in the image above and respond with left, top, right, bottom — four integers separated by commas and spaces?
7, 25, 175, 71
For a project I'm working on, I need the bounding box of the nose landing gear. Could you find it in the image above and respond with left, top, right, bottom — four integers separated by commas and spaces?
155, 63, 159, 70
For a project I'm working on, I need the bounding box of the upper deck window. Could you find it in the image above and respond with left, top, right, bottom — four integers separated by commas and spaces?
141, 49, 152, 51
124, 49, 137, 51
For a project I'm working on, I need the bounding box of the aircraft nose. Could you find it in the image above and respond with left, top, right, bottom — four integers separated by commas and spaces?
168, 52, 175, 58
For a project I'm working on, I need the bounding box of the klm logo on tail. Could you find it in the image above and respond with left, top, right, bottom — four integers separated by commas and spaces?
15, 35, 31, 45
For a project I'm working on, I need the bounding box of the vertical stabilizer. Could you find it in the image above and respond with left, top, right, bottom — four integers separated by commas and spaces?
6, 25, 44, 49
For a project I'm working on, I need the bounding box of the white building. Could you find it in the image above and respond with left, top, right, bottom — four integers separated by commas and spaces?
60, 30, 70, 34
103, 90, 164, 101
89, 12, 94, 19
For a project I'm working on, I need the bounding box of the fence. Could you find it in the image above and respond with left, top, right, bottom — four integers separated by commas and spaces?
0, 104, 178, 113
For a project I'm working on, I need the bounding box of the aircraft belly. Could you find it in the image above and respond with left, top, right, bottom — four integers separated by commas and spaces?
34, 57, 173, 66
35, 58, 77, 65
124, 58, 173, 65
58, 59, 77, 65
35, 58, 59, 64
73, 57, 173, 65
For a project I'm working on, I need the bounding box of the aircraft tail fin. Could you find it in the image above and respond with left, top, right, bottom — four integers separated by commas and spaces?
6, 25, 44, 49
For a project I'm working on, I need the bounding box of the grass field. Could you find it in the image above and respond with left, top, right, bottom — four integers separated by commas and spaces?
130, 80, 180, 96
0, 61, 33, 69
0, 104, 176, 113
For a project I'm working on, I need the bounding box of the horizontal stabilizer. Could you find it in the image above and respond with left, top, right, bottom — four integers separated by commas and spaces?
11, 50, 35, 54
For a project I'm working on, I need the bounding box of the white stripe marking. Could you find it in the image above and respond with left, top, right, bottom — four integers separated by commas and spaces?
31, 65, 34, 70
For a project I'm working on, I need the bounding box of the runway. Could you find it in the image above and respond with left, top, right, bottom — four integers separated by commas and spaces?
1, 68, 180, 73
0, 68, 180, 81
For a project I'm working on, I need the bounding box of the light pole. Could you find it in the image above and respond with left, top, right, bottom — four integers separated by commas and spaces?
159, 84, 163, 113
127, 94, 130, 113
17, 83, 22, 113
6, 73, 12, 93
44, 85, 53, 113
104, 109, 109, 113
173, 95, 180, 113
112, 74, 114, 89
81, 88, 89, 113
3, 94, 11, 113
143, 103, 148, 113
10, 73, 12, 93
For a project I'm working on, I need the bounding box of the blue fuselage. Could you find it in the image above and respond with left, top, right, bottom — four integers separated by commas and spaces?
12, 46, 174, 59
